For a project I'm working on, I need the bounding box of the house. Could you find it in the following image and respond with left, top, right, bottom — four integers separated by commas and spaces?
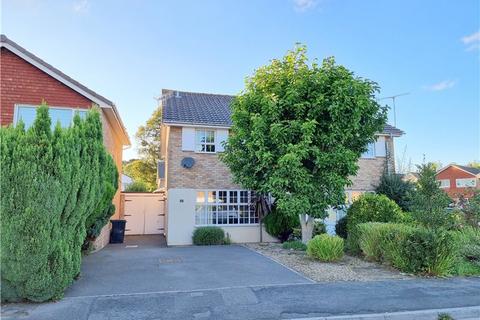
436, 164, 480, 200
157, 89, 404, 245
0, 35, 130, 249
400, 172, 420, 184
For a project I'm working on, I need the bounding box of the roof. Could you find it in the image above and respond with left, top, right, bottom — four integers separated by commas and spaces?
0, 34, 130, 145
436, 164, 480, 177
161, 89, 405, 136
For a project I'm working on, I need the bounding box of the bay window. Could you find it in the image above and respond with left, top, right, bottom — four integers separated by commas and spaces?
195, 190, 258, 226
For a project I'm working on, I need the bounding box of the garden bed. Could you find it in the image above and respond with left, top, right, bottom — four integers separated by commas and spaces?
245, 243, 412, 282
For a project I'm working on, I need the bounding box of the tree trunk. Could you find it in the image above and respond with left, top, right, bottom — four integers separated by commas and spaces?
299, 213, 315, 244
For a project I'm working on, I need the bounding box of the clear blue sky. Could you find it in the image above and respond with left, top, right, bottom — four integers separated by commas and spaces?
2, 0, 479, 170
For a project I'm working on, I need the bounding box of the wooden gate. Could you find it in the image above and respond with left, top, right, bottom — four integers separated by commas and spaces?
121, 193, 165, 235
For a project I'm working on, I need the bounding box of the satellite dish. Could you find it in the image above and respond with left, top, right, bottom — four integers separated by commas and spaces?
181, 157, 195, 169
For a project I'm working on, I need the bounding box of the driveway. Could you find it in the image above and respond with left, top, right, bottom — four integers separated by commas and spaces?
66, 235, 312, 297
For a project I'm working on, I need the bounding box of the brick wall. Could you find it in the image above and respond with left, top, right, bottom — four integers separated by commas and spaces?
436, 166, 479, 199
167, 126, 240, 190
0, 47, 93, 125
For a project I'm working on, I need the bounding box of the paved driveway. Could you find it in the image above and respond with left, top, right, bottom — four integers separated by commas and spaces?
65, 235, 312, 298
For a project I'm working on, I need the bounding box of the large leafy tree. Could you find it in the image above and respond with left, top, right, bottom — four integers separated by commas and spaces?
125, 107, 162, 191
222, 46, 387, 243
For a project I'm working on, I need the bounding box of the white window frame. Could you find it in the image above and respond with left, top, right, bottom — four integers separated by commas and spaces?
438, 179, 450, 189
455, 178, 477, 188
14, 104, 89, 129
195, 190, 259, 226
195, 129, 216, 153
361, 142, 376, 159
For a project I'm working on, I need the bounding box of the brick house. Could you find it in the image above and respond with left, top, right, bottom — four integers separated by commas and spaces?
157, 89, 404, 245
0, 35, 130, 249
436, 164, 480, 200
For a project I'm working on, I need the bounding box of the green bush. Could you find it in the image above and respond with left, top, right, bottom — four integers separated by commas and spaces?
356, 222, 455, 276
452, 227, 480, 275
375, 173, 414, 211
0, 105, 117, 302
282, 240, 307, 251
192, 227, 227, 245
124, 181, 149, 193
307, 234, 344, 262
335, 216, 348, 239
346, 193, 404, 253
263, 206, 298, 241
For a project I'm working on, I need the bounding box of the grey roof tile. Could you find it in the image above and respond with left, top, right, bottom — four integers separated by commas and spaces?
161, 89, 405, 136
456, 165, 480, 176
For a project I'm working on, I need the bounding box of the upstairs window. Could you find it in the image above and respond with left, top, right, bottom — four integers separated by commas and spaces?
438, 179, 450, 189
361, 142, 375, 158
15, 105, 88, 129
456, 178, 477, 188
195, 129, 215, 153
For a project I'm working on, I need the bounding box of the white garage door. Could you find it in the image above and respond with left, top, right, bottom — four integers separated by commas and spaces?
124, 193, 165, 235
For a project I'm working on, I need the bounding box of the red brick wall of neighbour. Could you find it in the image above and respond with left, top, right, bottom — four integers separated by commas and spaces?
436, 166, 479, 199
0, 47, 93, 126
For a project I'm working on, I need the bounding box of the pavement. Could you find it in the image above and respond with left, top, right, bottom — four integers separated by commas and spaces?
2, 236, 480, 320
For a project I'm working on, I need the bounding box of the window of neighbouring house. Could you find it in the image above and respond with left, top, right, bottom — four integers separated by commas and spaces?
456, 178, 477, 188
438, 179, 450, 189
195, 129, 216, 153
361, 142, 375, 158
195, 190, 258, 226
15, 105, 88, 129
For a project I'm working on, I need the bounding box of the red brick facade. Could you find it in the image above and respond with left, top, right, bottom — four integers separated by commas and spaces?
0, 47, 93, 126
436, 165, 479, 199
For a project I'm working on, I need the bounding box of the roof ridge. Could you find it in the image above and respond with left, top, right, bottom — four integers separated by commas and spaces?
162, 88, 235, 97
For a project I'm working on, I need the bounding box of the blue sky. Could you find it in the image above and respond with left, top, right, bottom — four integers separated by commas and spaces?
2, 0, 479, 170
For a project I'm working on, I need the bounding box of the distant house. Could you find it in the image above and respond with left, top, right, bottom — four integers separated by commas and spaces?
0, 35, 130, 250
400, 172, 420, 184
436, 164, 480, 200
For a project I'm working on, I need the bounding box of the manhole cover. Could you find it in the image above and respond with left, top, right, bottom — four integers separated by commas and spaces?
159, 257, 183, 264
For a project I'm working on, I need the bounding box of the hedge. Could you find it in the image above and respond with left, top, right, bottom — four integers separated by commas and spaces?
0, 105, 117, 302
346, 193, 404, 253
355, 223, 456, 276
192, 226, 227, 245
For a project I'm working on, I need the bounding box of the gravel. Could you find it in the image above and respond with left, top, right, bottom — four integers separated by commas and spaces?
245, 242, 412, 282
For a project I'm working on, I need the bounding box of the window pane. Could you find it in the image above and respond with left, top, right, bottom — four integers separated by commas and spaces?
16, 106, 37, 128
239, 205, 249, 224
206, 144, 215, 152
196, 191, 205, 203
195, 205, 205, 225
207, 191, 216, 203
228, 205, 238, 224
229, 191, 238, 203
361, 142, 375, 158
240, 191, 249, 203
219, 191, 227, 203
196, 130, 206, 144
49, 108, 72, 128
206, 130, 215, 143
76, 110, 88, 119
218, 205, 228, 224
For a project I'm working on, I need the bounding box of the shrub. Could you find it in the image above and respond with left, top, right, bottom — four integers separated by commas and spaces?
282, 240, 307, 251
0, 105, 117, 302
263, 206, 298, 241
124, 181, 149, 193
335, 216, 348, 239
192, 227, 226, 245
375, 172, 414, 211
452, 227, 480, 275
410, 163, 452, 228
346, 193, 404, 253
307, 234, 344, 262
356, 223, 456, 276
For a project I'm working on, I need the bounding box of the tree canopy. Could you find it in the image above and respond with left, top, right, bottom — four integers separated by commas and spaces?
221, 46, 387, 240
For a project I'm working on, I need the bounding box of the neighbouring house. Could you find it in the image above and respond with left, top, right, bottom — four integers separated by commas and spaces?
121, 174, 134, 191
156, 89, 404, 245
400, 172, 420, 184
436, 164, 480, 200
0, 35, 130, 249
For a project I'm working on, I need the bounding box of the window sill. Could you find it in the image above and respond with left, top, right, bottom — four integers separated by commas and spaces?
195, 224, 260, 227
